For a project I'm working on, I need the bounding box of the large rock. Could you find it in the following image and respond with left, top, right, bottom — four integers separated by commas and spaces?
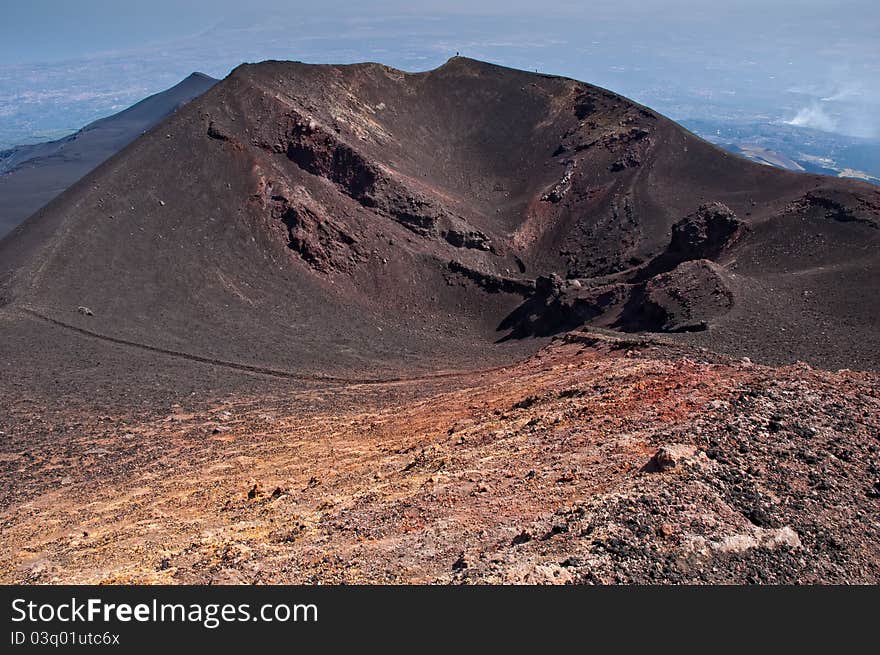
639, 202, 747, 279
647, 443, 705, 472
636, 259, 734, 333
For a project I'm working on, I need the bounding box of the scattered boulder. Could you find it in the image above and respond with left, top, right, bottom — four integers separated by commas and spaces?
207, 121, 230, 141
647, 443, 703, 472
713, 526, 801, 554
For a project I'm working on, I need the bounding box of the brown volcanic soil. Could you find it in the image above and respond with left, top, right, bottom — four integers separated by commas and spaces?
0, 58, 879, 584
1, 335, 878, 584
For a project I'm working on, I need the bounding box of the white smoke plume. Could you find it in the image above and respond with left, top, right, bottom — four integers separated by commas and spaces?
785, 102, 838, 133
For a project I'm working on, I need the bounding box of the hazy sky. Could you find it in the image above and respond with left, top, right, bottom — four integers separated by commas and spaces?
4, 1, 878, 64
1, 1, 878, 146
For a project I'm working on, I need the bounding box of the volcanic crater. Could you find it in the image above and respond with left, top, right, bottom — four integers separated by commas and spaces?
1, 58, 879, 584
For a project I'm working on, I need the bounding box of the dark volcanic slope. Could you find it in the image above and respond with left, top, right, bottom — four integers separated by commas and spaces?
1, 57, 879, 388
0, 73, 217, 238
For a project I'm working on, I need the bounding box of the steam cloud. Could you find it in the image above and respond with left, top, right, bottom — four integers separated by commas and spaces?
785, 103, 837, 133
786, 77, 880, 140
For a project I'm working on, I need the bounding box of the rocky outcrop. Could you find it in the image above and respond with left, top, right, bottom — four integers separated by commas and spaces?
281, 117, 379, 205
268, 190, 363, 273
446, 261, 535, 295
498, 274, 629, 338
541, 161, 576, 203
793, 188, 880, 228
618, 259, 734, 333
639, 202, 746, 280
499, 256, 736, 338
609, 152, 641, 172
443, 227, 493, 251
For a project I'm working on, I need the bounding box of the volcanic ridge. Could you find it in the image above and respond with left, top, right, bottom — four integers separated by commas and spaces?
0, 72, 217, 239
